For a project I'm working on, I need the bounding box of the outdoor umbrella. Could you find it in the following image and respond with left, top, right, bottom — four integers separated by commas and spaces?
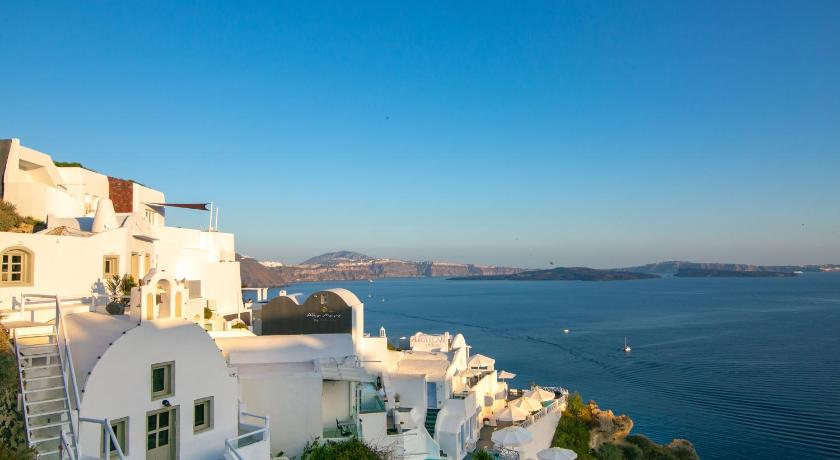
511, 396, 543, 412
498, 370, 517, 380
458, 369, 484, 378
494, 405, 529, 422
537, 447, 578, 460
491, 426, 534, 447
525, 387, 556, 402
468, 353, 495, 369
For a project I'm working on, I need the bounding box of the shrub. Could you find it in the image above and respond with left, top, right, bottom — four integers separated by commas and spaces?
0, 201, 42, 233
0, 326, 36, 458
552, 415, 595, 460
472, 449, 494, 460
204, 306, 213, 320
596, 443, 626, 460
232, 321, 248, 330
301, 437, 392, 460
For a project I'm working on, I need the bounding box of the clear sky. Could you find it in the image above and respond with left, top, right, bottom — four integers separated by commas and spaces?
2, 1, 839, 268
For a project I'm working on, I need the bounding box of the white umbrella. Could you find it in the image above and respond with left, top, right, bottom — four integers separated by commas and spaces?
537, 447, 578, 460
525, 387, 556, 402
511, 396, 543, 412
468, 353, 495, 369
498, 370, 517, 380
491, 426, 534, 447
494, 405, 529, 422
458, 368, 484, 378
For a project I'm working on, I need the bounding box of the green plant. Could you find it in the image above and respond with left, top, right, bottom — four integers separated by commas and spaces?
301, 437, 392, 460
105, 274, 137, 314
472, 449, 494, 460
552, 415, 595, 460
204, 306, 213, 320
0, 325, 36, 459
232, 321, 248, 330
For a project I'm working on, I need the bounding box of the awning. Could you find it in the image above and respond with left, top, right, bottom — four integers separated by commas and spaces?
146, 202, 210, 211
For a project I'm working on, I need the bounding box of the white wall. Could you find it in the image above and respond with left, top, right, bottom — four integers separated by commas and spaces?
322, 380, 351, 428
77, 319, 238, 460
237, 366, 323, 458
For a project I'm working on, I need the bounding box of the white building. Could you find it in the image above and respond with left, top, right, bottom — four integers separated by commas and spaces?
2, 138, 565, 460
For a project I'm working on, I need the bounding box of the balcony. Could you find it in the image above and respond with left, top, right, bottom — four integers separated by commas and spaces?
323, 418, 359, 440
224, 412, 270, 460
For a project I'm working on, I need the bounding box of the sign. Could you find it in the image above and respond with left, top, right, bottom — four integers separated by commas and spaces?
260, 292, 352, 335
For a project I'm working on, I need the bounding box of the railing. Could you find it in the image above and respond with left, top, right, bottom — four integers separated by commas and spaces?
225, 412, 270, 460
518, 398, 562, 429
79, 417, 125, 460
21, 293, 85, 459
58, 430, 77, 460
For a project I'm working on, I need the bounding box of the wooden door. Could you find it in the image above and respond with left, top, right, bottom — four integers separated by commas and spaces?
146, 407, 176, 460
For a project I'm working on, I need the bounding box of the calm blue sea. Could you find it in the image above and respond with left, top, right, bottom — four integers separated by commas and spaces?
250, 274, 840, 459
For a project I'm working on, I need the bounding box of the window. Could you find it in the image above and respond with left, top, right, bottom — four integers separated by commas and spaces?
103, 255, 119, 278
151, 362, 174, 399
193, 397, 213, 433
1, 247, 33, 286
102, 417, 128, 457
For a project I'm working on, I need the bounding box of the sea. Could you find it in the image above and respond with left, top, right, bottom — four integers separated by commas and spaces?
248, 273, 840, 459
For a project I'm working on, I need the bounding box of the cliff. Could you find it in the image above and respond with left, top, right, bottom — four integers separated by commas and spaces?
675, 268, 798, 278
620, 260, 838, 274
237, 252, 521, 287
451, 267, 658, 282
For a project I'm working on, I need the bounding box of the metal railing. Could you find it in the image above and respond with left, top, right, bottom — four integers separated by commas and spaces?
58, 430, 77, 460
225, 412, 270, 460
79, 417, 125, 460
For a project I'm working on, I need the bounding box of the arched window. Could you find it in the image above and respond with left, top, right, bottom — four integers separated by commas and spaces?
1, 247, 34, 286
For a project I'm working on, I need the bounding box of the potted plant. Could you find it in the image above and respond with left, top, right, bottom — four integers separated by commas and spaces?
105, 274, 136, 315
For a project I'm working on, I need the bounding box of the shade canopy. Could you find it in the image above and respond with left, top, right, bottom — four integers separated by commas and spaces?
538, 447, 578, 460
494, 405, 529, 422
510, 396, 543, 412
498, 370, 517, 380
491, 426, 534, 446
458, 369, 484, 378
146, 202, 210, 211
525, 387, 556, 402
468, 353, 495, 368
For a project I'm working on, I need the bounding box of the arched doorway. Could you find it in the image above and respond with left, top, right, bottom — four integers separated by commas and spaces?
156, 279, 172, 318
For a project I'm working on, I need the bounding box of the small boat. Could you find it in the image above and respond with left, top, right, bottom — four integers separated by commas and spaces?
623, 337, 632, 353
563, 329, 570, 334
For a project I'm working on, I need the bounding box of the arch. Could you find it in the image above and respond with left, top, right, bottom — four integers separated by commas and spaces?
0, 246, 34, 286
156, 279, 172, 317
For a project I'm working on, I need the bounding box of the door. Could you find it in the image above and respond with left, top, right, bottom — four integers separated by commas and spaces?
147, 407, 176, 460
426, 382, 437, 409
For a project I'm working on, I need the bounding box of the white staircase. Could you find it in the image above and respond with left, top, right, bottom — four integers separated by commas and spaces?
14, 327, 78, 459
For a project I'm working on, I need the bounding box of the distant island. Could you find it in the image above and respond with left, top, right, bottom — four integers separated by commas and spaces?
618, 260, 840, 274
237, 251, 521, 287
238, 253, 838, 287
449, 267, 658, 282
674, 268, 799, 278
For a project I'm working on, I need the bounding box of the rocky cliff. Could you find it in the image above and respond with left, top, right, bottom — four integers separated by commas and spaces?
237, 252, 521, 287
620, 260, 839, 274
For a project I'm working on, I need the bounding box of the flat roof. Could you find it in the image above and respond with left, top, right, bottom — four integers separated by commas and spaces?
214, 333, 355, 365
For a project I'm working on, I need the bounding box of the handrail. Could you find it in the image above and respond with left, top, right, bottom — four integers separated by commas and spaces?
59, 431, 77, 460
79, 417, 125, 460
56, 295, 83, 459
225, 412, 270, 460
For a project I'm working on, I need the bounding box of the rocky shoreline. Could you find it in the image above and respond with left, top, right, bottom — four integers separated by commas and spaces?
554, 394, 699, 460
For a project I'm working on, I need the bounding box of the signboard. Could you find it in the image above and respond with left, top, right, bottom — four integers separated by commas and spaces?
260, 292, 352, 335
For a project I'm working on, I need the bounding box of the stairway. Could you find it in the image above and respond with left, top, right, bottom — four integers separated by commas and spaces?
424, 408, 440, 436
15, 328, 77, 459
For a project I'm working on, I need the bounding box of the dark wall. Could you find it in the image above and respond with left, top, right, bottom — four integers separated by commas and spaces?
260, 291, 352, 335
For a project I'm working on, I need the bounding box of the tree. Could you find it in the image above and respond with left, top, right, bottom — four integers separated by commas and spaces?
105, 274, 137, 314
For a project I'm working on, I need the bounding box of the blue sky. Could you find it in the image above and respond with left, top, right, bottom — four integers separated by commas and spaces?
2, 1, 839, 267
